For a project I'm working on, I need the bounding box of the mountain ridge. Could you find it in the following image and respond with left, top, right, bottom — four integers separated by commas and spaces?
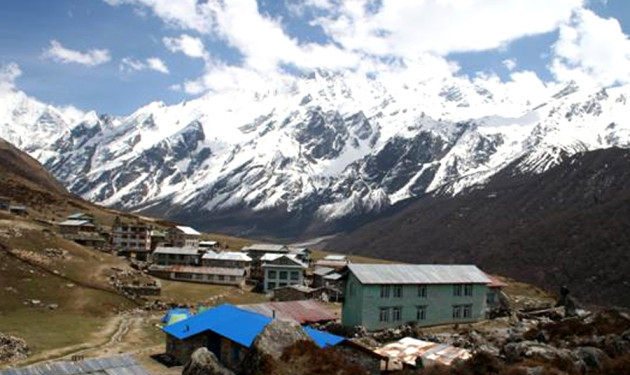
329, 147, 630, 307
1, 72, 629, 237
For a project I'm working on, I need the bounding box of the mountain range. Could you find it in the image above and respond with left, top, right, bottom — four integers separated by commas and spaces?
1, 71, 629, 238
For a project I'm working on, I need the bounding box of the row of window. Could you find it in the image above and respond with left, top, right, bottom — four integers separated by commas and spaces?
379, 284, 474, 298
378, 306, 427, 322
117, 241, 148, 247
452, 304, 473, 319
173, 272, 238, 282
116, 234, 147, 239
378, 304, 473, 323
267, 270, 300, 281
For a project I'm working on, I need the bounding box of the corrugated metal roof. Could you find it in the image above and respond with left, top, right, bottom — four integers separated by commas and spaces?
237, 300, 338, 324
288, 247, 310, 254
313, 267, 335, 276
67, 213, 92, 220
149, 265, 245, 276
323, 273, 343, 281
349, 264, 491, 285
323, 255, 347, 261
313, 260, 348, 269
242, 244, 288, 252
202, 251, 252, 262
59, 219, 94, 227
153, 246, 199, 255
0, 354, 152, 375
260, 254, 307, 268
175, 226, 201, 235
162, 304, 343, 348
375, 337, 471, 368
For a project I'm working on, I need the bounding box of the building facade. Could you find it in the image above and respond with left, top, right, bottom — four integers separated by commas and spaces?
167, 226, 201, 248
111, 220, 151, 260
201, 252, 252, 277
149, 265, 246, 286
342, 264, 492, 331
242, 244, 289, 279
152, 247, 200, 266
261, 254, 307, 293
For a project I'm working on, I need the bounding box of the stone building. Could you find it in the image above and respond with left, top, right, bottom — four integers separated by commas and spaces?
111, 218, 152, 260
162, 304, 344, 370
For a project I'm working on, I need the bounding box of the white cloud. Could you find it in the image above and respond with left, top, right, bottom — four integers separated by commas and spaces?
550, 9, 630, 86
311, 0, 584, 58
103, 0, 214, 33
42, 40, 111, 66
0, 62, 21, 92
163, 34, 207, 59
146, 57, 170, 74
120, 57, 169, 74
103, 0, 630, 99
502, 58, 517, 71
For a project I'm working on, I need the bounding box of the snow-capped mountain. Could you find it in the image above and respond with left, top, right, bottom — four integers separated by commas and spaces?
1, 71, 630, 237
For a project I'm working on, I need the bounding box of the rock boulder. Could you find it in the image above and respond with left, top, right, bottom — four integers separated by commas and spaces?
182, 347, 234, 375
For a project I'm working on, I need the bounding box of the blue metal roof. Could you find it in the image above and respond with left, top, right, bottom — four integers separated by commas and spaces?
162, 304, 343, 349
303, 327, 345, 347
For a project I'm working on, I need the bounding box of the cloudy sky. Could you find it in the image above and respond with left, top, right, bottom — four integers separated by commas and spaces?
1, 0, 629, 115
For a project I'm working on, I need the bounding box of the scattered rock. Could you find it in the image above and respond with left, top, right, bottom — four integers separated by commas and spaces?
574, 346, 608, 371
0, 333, 29, 363
242, 319, 314, 375
503, 340, 576, 364
250, 319, 313, 360
182, 347, 234, 375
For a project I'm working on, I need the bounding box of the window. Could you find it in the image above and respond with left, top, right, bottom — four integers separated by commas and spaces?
379, 308, 390, 322
452, 305, 462, 319
279, 271, 288, 280
393, 285, 403, 298
268, 270, 277, 279
417, 306, 427, 321
207, 274, 214, 280
218, 275, 225, 281
279, 282, 287, 287
392, 307, 402, 321
229, 276, 236, 282
290, 271, 300, 281
464, 284, 473, 296
380, 285, 390, 298
267, 282, 276, 290
453, 284, 463, 297
418, 285, 427, 298
463, 304, 472, 318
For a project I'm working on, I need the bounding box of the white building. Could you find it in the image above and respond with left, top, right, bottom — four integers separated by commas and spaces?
261, 254, 307, 293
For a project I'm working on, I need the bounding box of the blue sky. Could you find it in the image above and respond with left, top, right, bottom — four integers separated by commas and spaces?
1, 0, 629, 115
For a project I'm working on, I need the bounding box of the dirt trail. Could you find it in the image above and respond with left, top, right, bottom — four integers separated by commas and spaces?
8, 311, 162, 368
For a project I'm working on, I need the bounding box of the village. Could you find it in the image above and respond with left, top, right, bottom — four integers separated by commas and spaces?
0, 199, 629, 375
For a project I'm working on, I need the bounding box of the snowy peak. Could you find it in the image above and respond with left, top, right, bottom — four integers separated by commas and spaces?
1, 73, 630, 237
